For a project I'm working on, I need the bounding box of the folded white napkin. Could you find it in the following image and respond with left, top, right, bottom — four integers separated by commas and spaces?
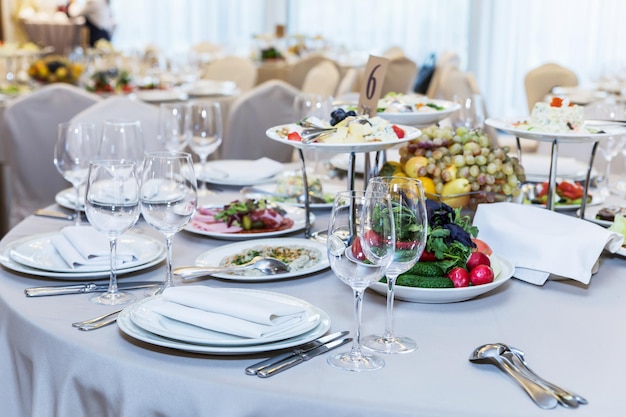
472, 202, 624, 285
51, 226, 137, 269
206, 157, 283, 181
153, 286, 307, 338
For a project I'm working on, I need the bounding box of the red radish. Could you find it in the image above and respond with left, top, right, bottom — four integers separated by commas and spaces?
420, 251, 437, 262
447, 267, 470, 288
466, 252, 491, 271
351, 237, 366, 261
472, 238, 493, 255
470, 264, 494, 285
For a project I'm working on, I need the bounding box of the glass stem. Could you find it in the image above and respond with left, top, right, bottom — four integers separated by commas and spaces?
164, 235, 174, 288
73, 184, 81, 227
199, 156, 208, 191
383, 274, 398, 340
350, 288, 365, 357
108, 237, 119, 295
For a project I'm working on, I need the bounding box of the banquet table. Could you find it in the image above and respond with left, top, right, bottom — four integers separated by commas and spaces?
1, 185, 625, 417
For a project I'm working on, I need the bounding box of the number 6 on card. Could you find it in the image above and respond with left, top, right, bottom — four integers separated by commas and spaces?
358, 55, 390, 117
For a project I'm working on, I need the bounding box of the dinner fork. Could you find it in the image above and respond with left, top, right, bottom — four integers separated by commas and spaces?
72, 309, 122, 331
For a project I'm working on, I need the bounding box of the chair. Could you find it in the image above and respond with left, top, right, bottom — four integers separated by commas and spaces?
301, 60, 341, 96
222, 80, 300, 162
524, 63, 578, 112
202, 56, 258, 92
426, 51, 461, 98
4, 83, 102, 228
380, 56, 418, 96
382, 46, 405, 60
69, 96, 160, 153
286, 54, 329, 89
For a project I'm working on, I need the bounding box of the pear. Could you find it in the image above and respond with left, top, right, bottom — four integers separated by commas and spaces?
441, 178, 471, 208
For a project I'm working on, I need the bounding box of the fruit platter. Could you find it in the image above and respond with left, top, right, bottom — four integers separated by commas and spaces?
369, 199, 514, 303
376, 92, 461, 126
28, 55, 83, 85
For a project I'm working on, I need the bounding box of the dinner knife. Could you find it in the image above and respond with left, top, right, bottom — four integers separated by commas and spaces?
25, 281, 161, 297
256, 337, 352, 378
245, 330, 349, 375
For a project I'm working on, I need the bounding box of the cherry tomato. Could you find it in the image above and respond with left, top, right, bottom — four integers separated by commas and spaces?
466, 252, 491, 271
557, 181, 583, 200
448, 267, 470, 288
287, 131, 302, 142
363, 229, 383, 247
469, 264, 494, 286
391, 125, 405, 138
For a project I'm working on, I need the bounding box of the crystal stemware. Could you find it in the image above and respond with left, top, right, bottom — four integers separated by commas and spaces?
53, 122, 98, 226
361, 176, 428, 354
84, 160, 140, 305
157, 102, 191, 152
326, 190, 395, 372
99, 120, 146, 173
186, 101, 223, 196
140, 151, 198, 295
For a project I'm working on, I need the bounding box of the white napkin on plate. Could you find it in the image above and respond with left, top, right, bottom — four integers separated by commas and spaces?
51, 226, 137, 269
206, 157, 283, 181
153, 286, 307, 338
472, 202, 624, 285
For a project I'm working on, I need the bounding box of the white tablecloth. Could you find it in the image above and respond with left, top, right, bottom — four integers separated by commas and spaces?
0, 189, 625, 417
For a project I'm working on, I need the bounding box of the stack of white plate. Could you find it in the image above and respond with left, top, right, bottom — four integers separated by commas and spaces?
117, 288, 331, 354
0, 232, 166, 279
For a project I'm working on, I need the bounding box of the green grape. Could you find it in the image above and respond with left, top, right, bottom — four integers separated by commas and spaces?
469, 165, 480, 178
486, 162, 497, 174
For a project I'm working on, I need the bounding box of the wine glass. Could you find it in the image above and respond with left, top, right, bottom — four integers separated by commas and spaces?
452, 93, 486, 130
84, 160, 140, 305
99, 120, 146, 172
53, 122, 98, 226
361, 176, 428, 354
186, 101, 223, 196
326, 190, 395, 372
140, 151, 198, 295
292, 93, 334, 176
157, 102, 190, 152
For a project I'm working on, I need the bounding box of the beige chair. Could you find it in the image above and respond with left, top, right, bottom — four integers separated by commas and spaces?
380, 56, 418, 96
524, 63, 578, 112
202, 56, 258, 92
4, 84, 102, 228
335, 67, 358, 97
382, 46, 405, 60
286, 54, 329, 89
301, 60, 341, 96
426, 51, 461, 98
222, 80, 300, 162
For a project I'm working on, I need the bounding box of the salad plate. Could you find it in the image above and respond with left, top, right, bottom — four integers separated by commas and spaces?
578, 203, 625, 227
184, 204, 314, 240
369, 253, 514, 303
377, 97, 460, 126
55, 187, 85, 211
266, 123, 420, 153
486, 118, 626, 143
195, 159, 284, 186
128, 290, 323, 346
193, 237, 329, 281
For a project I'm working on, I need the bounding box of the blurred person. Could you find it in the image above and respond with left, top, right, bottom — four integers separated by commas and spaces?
67, 0, 114, 46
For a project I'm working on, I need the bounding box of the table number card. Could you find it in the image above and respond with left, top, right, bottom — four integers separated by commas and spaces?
358, 55, 390, 116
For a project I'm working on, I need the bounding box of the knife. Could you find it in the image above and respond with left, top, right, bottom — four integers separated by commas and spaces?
245, 330, 349, 375
256, 337, 352, 378
25, 281, 161, 297
34, 209, 76, 221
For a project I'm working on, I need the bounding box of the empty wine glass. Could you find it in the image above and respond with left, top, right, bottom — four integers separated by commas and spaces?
292, 93, 334, 176
99, 120, 146, 172
53, 122, 98, 226
140, 151, 198, 295
326, 190, 395, 372
452, 93, 485, 130
158, 102, 190, 152
361, 176, 428, 354
187, 101, 223, 196
84, 160, 140, 305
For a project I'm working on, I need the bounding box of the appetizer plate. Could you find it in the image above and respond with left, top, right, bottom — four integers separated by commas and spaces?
486, 118, 626, 143
117, 296, 332, 355
377, 99, 460, 126
55, 187, 85, 211
0, 235, 166, 280
530, 193, 604, 211
369, 253, 514, 303
184, 204, 314, 240
128, 290, 322, 346
578, 203, 622, 227
241, 182, 343, 209
193, 237, 329, 281
195, 159, 284, 186
266, 123, 420, 153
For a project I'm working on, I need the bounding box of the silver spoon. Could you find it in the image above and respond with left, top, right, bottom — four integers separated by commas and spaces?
469, 343, 558, 409
173, 256, 290, 281
503, 344, 588, 406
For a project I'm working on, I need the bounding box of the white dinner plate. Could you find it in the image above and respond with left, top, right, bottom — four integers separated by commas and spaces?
7, 232, 165, 273
369, 253, 514, 303
128, 290, 322, 346
241, 182, 342, 209
183, 80, 238, 97
265, 123, 420, 153
195, 160, 284, 186
578, 203, 623, 227
117, 299, 332, 355
329, 147, 402, 174
377, 99, 460, 126
185, 204, 314, 240
530, 192, 604, 211
0, 235, 166, 280
134, 89, 187, 103
193, 237, 329, 281
55, 187, 86, 211
486, 118, 626, 143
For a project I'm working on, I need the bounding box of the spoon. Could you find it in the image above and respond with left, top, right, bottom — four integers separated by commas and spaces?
503, 344, 588, 406
173, 256, 290, 281
469, 343, 558, 409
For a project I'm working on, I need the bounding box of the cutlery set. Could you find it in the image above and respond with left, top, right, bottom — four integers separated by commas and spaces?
469, 343, 587, 409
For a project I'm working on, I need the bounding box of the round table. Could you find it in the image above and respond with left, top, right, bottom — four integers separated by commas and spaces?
0, 188, 624, 417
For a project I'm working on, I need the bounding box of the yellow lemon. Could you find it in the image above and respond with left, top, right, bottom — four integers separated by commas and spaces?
441, 178, 471, 208
403, 156, 429, 178
416, 176, 436, 195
